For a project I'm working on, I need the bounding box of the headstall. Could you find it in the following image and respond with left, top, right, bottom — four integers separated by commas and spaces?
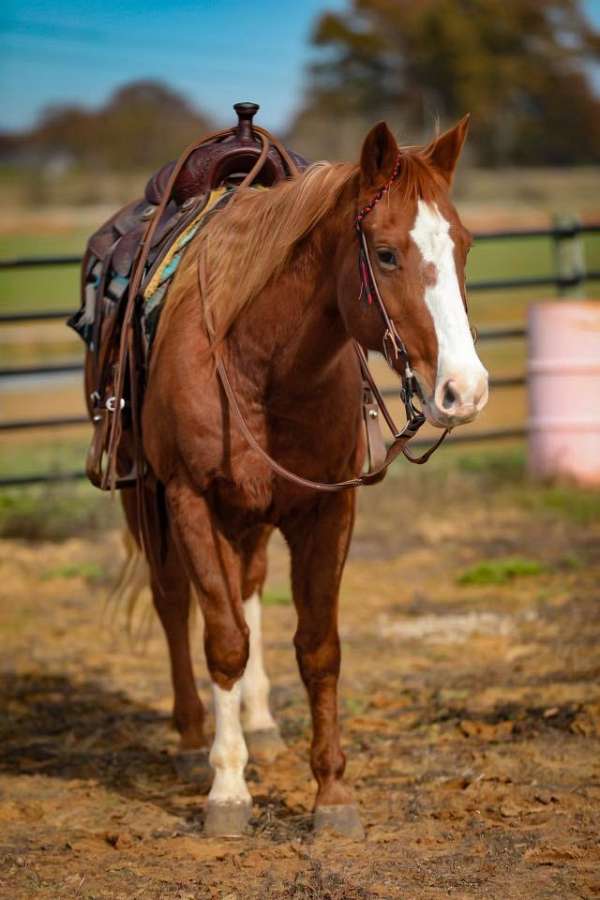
353, 155, 449, 463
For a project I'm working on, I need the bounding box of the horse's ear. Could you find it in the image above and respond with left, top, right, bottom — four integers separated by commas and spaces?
426, 114, 470, 185
360, 122, 398, 188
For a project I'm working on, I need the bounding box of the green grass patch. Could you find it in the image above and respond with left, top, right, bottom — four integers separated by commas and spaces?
458, 557, 546, 586
0, 482, 121, 541
0, 230, 87, 315
455, 445, 526, 479
261, 588, 292, 607
41, 561, 105, 582
0, 436, 89, 480
521, 486, 600, 526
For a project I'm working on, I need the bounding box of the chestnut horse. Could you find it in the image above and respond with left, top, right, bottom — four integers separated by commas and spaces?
118, 117, 488, 838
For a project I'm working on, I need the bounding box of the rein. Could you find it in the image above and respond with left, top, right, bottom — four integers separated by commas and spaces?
216, 152, 450, 493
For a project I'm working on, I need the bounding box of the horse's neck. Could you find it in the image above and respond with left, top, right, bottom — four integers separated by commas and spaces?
229, 208, 353, 398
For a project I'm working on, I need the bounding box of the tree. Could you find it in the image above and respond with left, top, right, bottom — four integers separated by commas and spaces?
10, 81, 214, 172
288, 0, 600, 165
96, 82, 213, 170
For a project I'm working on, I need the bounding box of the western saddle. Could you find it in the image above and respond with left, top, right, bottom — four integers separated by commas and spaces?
69, 102, 308, 490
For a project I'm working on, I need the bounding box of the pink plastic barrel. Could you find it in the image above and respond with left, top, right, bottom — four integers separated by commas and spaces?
528, 301, 600, 485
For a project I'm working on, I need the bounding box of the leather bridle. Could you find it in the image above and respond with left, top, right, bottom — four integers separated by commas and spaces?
216, 149, 451, 493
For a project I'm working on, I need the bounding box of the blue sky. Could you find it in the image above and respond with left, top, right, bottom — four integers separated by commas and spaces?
1, 0, 598, 134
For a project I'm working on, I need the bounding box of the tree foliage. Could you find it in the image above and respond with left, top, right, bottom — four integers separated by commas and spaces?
4, 81, 214, 172
289, 0, 600, 165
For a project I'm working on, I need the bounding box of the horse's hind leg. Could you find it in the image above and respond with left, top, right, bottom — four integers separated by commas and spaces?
120, 491, 208, 759
282, 491, 364, 839
240, 527, 286, 763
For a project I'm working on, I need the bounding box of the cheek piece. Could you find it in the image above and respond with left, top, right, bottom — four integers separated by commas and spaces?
354, 153, 475, 459
355, 155, 422, 424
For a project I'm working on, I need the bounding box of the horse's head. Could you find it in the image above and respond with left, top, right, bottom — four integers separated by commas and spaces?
338, 118, 488, 429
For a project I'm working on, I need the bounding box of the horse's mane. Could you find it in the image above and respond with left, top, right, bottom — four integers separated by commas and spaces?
166, 147, 443, 344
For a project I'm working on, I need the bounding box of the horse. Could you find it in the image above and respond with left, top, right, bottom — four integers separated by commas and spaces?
105, 116, 488, 838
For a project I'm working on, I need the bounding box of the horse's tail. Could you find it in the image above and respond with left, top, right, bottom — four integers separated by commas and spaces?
104, 526, 153, 640
105, 522, 197, 642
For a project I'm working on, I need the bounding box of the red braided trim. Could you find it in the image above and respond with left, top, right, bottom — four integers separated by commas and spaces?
355, 153, 403, 230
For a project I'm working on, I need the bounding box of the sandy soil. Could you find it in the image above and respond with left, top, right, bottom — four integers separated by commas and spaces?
1, 480, 599, 899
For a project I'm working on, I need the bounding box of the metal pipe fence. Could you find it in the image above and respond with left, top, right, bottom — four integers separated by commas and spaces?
1, 221, 598, 487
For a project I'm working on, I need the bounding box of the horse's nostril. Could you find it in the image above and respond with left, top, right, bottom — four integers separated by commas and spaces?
442, 381, 458, 410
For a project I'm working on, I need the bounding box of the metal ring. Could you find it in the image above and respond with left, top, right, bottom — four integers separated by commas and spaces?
105, 396, 126, 412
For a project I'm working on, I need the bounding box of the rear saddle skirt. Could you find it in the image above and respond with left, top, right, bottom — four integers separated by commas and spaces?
68, 103, 308, 489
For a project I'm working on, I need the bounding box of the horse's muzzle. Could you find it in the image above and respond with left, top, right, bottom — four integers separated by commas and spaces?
424, 367, 489, 428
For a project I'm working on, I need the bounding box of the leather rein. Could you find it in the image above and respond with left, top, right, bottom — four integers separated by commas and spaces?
216, 149, 451, 493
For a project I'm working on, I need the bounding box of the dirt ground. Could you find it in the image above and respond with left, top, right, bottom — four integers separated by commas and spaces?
1, 467, 599, 899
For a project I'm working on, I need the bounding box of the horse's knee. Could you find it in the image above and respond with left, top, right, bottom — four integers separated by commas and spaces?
294, 631, 341, 686
205, 625, 250, 689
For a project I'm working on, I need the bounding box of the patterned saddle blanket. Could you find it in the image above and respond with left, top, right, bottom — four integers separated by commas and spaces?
68, 185, 232, 354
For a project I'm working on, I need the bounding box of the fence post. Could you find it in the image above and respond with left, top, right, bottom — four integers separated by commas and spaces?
553, 215, 585, 297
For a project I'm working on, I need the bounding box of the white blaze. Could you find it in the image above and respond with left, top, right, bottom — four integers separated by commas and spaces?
409, 199, 486, 404
241, 592, 277, 732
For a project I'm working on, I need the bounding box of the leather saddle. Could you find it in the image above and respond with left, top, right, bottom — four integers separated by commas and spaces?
68, 102, 307, 490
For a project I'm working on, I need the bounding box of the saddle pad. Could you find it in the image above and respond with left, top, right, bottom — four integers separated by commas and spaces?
68, 186, 234, 353
142, 186, 231, 349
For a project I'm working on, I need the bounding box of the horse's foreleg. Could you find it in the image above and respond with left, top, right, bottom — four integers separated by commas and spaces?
165, 480, 252, 836
282, 491, 364, 838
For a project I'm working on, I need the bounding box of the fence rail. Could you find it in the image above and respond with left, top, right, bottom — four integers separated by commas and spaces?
1, 221, 598, 487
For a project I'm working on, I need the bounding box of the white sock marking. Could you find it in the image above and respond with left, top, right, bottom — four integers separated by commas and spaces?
208, 681, 251, 805
241, 592, 277, 732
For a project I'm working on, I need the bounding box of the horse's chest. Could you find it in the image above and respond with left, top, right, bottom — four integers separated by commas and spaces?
214, 400, 362, 525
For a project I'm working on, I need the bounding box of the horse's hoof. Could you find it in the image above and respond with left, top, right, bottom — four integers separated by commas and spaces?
313, 804, 365, 840
245, 727, 287, 764
172, 749, 212, 787
204, 801, 252, 837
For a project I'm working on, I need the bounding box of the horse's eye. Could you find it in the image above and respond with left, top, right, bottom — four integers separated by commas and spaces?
376, 248, 397, 269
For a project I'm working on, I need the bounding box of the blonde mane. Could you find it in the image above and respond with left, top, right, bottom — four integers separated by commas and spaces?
165, 146, 444, 343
